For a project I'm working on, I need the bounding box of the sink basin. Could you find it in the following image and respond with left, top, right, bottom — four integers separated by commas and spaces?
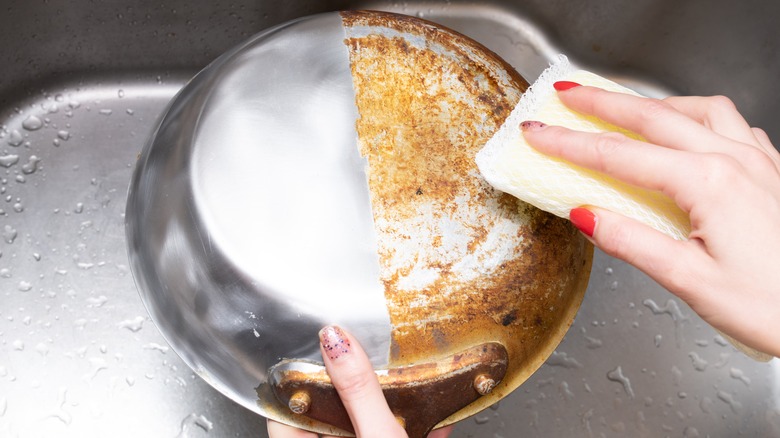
2, 1, 779, 437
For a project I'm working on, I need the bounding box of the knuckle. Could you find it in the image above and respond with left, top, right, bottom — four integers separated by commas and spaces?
636, 98, 674, 122
592, 132, 630, 171
332, 369, 375, 401
696, 154, 742, 184
740, 147, 776, 172
705, 95, 738, 115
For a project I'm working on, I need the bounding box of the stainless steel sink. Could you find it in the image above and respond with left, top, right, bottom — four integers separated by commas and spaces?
2, 1, 779, 437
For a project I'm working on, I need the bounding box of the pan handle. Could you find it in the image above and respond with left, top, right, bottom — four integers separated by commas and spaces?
268, 342, 508, 438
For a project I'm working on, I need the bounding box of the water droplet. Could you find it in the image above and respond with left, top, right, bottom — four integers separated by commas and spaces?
643, 298, 689, 345
688, 352, 709, 371
585, 335, 602, 349
176, 413, 214, 437
546, 351, 583, 369
119, 316, 145, 332
57, 130, 70, 141
98, 109, 113, 116
683, 426, 700, 437
671, 365, 683, 385
473, 415, 491, 425
36, 342, 49, 356
3, 225, 17, 244
0, 397, 6, 416
87, 357, 108, 380
12, 202, 23, 213
716, 390, 742, 413
606, 365, 635, 398
117, 89, 125, 98
143, 343, 169, 354
605, 267, 613, 275
729, 368, 751, 386
695, 339, 709, 347
22, 115, 43, 131
559, 380, 575, 400
12, 339, 24, 351
21, 155, 40, 174
699, 396, 714, 414
17, 280, 32, 292
8, 129, 23, 146
33, 252, 41, 261
0, 154, 19, 168
85, 295, 108, 308
253, 328, 260, 338
654, 334, 663, 347
126, 108, 135, 115
74, 202, 84, 214
713, 335, 729, 347
46, 387, 73, 424
126, 376, 136, 386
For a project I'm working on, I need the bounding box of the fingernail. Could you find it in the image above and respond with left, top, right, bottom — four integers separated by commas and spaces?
319, 325, 351, 360
569, 207, 596, 237
520, 120, 547, 132
553, 81, 582, 91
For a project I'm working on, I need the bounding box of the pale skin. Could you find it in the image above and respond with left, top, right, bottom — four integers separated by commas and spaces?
523, 85, 780, 359
271, 86, 780, 437
267, 326, 453, 438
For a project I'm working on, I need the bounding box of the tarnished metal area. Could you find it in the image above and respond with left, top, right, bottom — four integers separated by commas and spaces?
269, 343, 509, 438
342, 10, 593, 426
124, 9, 591, 435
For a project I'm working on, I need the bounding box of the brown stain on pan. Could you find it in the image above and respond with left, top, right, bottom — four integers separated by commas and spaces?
341, 10, 592, 425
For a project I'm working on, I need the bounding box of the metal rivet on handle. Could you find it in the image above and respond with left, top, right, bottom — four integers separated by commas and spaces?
288, 391, 311, 414
473, 374, 496, 396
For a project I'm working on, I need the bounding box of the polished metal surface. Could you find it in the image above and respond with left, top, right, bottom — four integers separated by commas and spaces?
127, 12, 394, 421
128, 10, 591, 433
2, 1, 780, 437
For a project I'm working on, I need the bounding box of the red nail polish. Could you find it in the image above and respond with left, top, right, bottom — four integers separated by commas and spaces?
520, 120, 547, 132
319, 325, 351, 360
553, 81, 582, 91
569, 208, 596, 237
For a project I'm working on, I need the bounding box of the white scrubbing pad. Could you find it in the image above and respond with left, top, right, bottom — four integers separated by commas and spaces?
476, 55, 691, 241
476, 56, 777, 361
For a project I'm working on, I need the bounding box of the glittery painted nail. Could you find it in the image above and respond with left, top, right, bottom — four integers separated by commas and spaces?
319, 325, 351, 360
520, 120, 547, 132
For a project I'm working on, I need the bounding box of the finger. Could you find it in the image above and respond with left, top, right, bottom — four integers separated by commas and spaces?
752, 127, 776, 151
750, 127, 780, 169
663, 95, 761, 147
570, 207, 706, 304
557, 86, 739, 155
523, 124, 689, 196
267, 419, 319, 438
319, 326, 407, 438
428, 425, 454, 438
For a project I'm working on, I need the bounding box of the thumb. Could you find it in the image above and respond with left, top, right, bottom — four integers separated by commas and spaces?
319, 326, 407, 438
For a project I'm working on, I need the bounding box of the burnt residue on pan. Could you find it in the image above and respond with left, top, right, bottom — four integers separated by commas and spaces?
341, 10, 592, 420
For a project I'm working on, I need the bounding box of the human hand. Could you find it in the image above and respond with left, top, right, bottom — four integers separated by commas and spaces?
267, 325, 454, 438
521, 84, 780, 358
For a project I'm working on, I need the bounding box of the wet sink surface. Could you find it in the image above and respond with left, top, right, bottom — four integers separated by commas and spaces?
2, 1, 779, 437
